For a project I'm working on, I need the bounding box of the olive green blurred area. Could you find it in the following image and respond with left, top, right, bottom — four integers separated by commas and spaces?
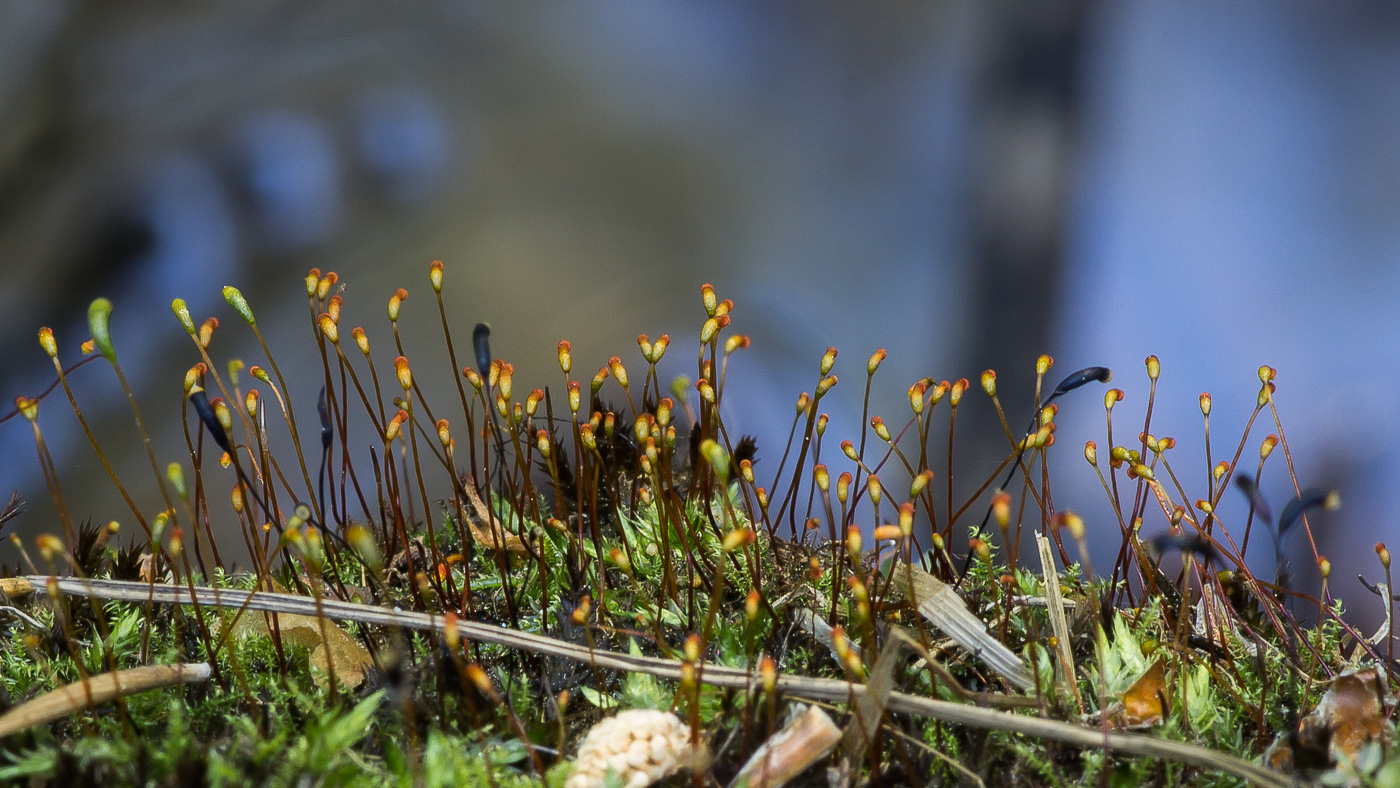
0, 1, 1082, 561
0, 2, 750, 375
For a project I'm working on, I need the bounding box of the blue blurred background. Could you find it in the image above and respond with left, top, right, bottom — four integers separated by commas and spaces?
1, 0, 1397, 626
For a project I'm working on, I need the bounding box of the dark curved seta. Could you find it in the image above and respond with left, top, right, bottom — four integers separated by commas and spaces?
188, 388, 231, 455
473, 322, 492, 379
1041, 366, 1112, 408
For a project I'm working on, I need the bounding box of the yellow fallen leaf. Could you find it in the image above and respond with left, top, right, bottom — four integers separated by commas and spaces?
228, 589, 373, 689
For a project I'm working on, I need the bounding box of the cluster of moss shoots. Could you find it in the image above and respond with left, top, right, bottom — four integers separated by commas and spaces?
0, 263, 1394, 787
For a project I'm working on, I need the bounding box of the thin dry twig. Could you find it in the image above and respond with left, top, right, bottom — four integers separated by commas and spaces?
0, 662, 211, 738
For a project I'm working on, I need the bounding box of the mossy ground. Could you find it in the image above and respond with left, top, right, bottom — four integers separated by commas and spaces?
0, 268, 1395, 787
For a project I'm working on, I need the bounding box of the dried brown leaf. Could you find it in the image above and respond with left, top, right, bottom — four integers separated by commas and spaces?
138, 553, 156, 583
729, 705, 841, 788
1317, 667, 1393, 763
460, 486, 528, 554
1266, 666, 1395, 773
1113, 659, 1168, 728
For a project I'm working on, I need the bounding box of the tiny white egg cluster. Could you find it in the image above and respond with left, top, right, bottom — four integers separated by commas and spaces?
567, 709, 700, 788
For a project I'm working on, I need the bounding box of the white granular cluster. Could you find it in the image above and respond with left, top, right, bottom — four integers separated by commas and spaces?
567, 709, 701, 788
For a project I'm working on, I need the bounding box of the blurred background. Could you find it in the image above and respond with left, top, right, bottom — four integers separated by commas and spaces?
2, 0, 1399, 627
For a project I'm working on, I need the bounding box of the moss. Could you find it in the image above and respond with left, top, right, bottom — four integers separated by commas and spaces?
0, 266, 1390, 786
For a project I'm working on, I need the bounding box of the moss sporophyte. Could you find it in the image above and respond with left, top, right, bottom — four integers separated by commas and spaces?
0, 263, 1390, 787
